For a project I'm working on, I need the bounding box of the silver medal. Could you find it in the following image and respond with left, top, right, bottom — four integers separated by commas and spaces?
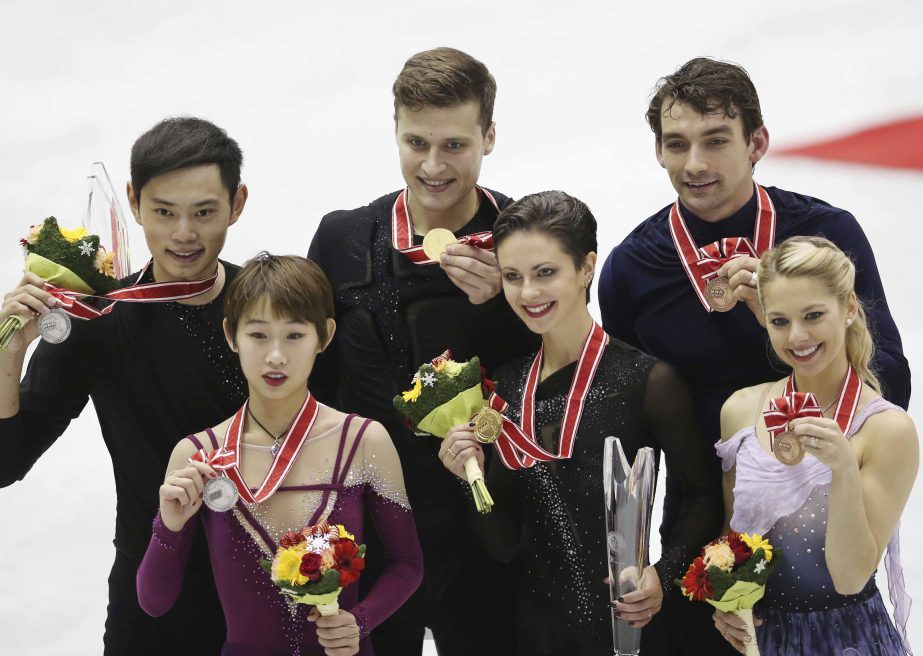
38, 309, 72, 344
203, 476, 239, 512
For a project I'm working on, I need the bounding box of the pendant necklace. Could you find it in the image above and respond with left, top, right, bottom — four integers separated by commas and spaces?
247, 406, 293, 456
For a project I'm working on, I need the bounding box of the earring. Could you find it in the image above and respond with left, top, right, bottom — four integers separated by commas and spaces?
846, 318, 853, 327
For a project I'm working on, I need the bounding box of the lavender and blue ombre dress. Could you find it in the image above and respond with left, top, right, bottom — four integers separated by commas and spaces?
716, 396, 912, 656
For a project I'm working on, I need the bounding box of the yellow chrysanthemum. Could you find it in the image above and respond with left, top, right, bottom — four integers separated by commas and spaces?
58, 225, 88, 242
336, 524, 355, 541
402, 377, 423, 402
24, 224, 42, 245
272, 547, 308, 585
741, 533, 773, 562
94, 249, 116, 277
702, 542, 735, 572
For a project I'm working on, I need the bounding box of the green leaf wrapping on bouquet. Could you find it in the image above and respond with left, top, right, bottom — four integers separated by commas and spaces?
705, 580, 767, 612
392, 357, 483, 427
416, 384, 486, 438
25, 217, 119, 293
288, 587, 343, 606
707, 547, 774, 602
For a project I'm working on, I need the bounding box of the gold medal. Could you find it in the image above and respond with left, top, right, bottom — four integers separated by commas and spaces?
422, 228, 457, 261
472, 407, 502, 444
772, 430, 804, 466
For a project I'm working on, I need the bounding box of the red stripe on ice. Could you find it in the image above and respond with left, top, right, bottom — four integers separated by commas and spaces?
776, 116, 923, 172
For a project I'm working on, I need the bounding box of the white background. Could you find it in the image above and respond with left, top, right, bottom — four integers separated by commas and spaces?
0, 1, 920, 653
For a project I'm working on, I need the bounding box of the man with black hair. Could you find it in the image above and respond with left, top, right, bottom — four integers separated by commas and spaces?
0, 117, 248, 655
598, 57, 909, 655
309, 48, 538, 655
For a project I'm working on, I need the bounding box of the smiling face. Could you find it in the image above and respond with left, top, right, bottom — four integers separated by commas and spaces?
497, 230, 595, 337
762, 275, 857, 379
225, 299, 333, 401
396, 100, 495, 227
656, 100, 768, 222
128, 163, 246, 282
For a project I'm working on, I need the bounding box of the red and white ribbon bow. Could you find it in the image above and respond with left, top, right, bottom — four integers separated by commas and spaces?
391, 187, 500, 265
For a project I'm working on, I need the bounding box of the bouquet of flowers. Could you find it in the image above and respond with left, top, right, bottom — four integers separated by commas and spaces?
259, 521, 366, 616
678, 531, 776, 655
393, 350, 497, 513
0, 216, 118, 349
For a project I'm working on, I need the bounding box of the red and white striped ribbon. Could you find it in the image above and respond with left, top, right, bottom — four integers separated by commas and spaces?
391, 187, 500, 265
669, 183, 776, 311
489, 322, 609, 470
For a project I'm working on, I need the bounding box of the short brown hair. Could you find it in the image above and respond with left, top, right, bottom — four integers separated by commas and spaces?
392, 47, 496, 135
224, 253, 334, 344
646, 57, 764, 143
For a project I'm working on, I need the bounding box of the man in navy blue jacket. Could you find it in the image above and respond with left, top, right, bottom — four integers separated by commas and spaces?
598, 57, 910, 655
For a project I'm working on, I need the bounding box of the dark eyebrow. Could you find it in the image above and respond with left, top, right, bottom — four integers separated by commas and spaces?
150, 197, 220, 207
661, 125, 734, 141
766, 303, 827, 317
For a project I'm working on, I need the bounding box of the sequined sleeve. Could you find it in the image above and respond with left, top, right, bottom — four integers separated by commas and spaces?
136, 512, 198, 617
642, 362, 724, 594
349, 425, 423, 637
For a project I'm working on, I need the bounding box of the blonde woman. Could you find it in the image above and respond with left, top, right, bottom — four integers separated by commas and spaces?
714, 236, 915, 655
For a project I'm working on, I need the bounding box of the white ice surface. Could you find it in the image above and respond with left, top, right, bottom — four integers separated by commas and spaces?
0, 1, 921, 653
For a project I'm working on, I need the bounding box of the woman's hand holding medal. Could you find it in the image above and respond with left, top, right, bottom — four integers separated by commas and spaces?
159, 460, 216, 532
0, 272, 62, 353
786, 417, 854, 472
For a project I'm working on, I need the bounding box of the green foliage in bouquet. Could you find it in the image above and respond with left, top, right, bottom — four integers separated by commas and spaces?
259, 560, 342, 596
25, 217, 119, 293
393, 356, 482, 427
706, 547, 774, 600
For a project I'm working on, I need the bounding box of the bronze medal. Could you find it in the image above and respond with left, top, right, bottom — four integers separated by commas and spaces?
772, 430, 804, 466
704, 277, 736, 312
422, 228, 457, 261
472, 407, 502, 444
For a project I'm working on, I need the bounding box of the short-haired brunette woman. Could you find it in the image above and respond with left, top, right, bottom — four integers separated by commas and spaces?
137, 254, 423, 656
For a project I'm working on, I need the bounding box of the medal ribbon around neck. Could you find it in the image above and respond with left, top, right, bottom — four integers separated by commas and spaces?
44, 259, 219, 321
209, 394, 320, 504
391, 186, 500, 265
487, 322, 609, 470
669, 183, 776, 312
763, 364, 863, 451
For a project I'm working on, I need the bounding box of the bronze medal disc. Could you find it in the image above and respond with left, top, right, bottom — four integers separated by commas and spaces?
422, 228, 457, 261
473, 407, 503, 444
772, 430, 805, 466
704, 277, 736, 312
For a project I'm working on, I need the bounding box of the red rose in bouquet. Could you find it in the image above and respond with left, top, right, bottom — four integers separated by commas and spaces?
299, 553, 323, 582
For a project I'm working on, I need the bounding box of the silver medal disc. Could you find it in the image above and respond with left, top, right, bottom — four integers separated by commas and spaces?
38, 309, 72, 344
203, 476, 239, 512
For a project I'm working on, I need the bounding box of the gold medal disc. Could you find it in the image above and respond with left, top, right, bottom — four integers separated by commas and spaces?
473, 407, 503, 444
422, 228, 457, 261
772, 430, 805, 466
704, 277, 737, 312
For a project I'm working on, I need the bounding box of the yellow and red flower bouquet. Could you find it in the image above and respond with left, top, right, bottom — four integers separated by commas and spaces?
678, 531, 776, 655
259, 521, 366, 616
0, 217, 118, 349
